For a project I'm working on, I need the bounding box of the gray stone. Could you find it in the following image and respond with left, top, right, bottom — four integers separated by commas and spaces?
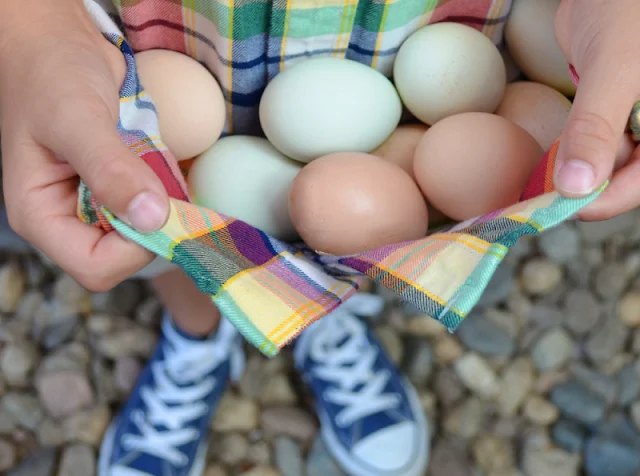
522, 448, 580, 476
52, 275, 92, 314
529, 305, 564, 329
212, 393, 260, 433
0, 341, 39, 387
520, 259, 563, 296
538, 223, 581, 263
563, 289, 601, 335
96, 325, 157, 360
63, 404, 111, 446
577, 214, 636, 244
374, 326, 403, 365
585, 317, 629, 364
135, 297, 163, 328
597, 413, 640, 449
532, 328, 574, 371
217, 433, 249, 465
453, 353, 499, 398
456, 312, 515, 357
306, 436, 347, 476
497, 358, 534, 416
0, 262, 26, 313
58, 444, 96, 476
443, 396, 488, 439
38, 342, 90, 374
260, 407, 317, 442
551, 420, 587, 453
114, 357, 142, 395
584, 438, 640, 476
0, 438, 16, 472
549, 380, 606, 425
476, 262, 516, 307
92, 281, 142, 316
427, 439, 473, 476
570, 363, 618, 405
35, 370, 95, 418
6, 447, 56, 476
402, 338, 434, 388
2, 392, 44, 430
615, 363, 640, 406
274, 438, 304, 476
433, 369, 465, 408
593, 262, 629, 300
566, 259, 592, 288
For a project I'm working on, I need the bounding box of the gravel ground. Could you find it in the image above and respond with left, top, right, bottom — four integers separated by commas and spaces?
0, 207, 639, 476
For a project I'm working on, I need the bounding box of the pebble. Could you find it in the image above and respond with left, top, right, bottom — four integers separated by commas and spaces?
306, 436, 347, 476
618, 290, 640, 327
538, 223, 581, 264
38, 342, 90, 374
593, 262, 629, 300
0, 262, 25, 313
471, 435, 515, 473
274, 437, 304, 476
240, 467, 280, 476
570, 362, 618, 405
217, 433, 249, 465
632, 401, 640, 430
476, 262, 517, 308
531, 328, 574, 371
58, 444, 95, 476
443, 396, 487, 439
453, 353, 499, 398
0, 439, 16, 472
433, 334, 464, 364
36, 419, 64, 446
497, 357, 534, 416
428, 439, 473, 476
577, 213, 636, 243
213, 393, 260, 432
91, 281, 142, 316
259, 373, 297, 406
260, 407, 317, 442
529, 305, 564, 329
248, 441, 272, 466
35, 370, 95, 418
523, 395, 559, 425
585, 317, 629, 364
404, 314, 447, 337
374, 326, 403, 365
549, 380, 606, 425
0, 409, 17, 434
63, 405, 111, 446
1, 342, 38, 387
135, 296, 163, 328
433, 369, 465, 408
552, 420, 587, 453
584, 437, 640, 476
520, 259, 563, 296
615, 363, 640, 406
52, 275, 92, 314
402, 338, 434, 388
522, 448, 580, 476
6, 447, 56, 476
563, 289, 601, 335
96, 325, 157, 359
113, 357, 142, 395
456, 312, 515, 357
2, 392, 43, 430
204, 464, 228, 476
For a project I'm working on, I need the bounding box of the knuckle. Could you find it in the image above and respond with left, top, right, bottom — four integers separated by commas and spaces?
564, 113, 616, 154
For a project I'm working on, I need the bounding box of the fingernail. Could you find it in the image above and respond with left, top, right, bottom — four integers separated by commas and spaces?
555, 160, 596, 195
127, 191, 168, 233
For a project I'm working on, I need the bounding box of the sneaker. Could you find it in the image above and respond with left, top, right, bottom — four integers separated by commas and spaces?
294, 293, 430, 476
99, 313, 245, 476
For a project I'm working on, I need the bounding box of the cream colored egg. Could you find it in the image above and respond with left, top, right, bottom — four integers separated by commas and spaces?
496, 81, 572, 150
505, 0, 576, 96
259, 57, 402, 163
135, 49, 226, 161
187, 135, 302, 241
393, 22, 506, 126
372, 124, 428, 180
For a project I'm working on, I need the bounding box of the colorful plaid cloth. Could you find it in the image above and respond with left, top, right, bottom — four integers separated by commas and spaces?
80, 0, 607, 357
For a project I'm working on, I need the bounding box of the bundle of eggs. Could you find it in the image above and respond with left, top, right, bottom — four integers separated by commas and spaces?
134, 2, 595, 256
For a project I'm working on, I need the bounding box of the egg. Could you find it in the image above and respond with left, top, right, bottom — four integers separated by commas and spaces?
393, 22, 506, 126
505, 0, 576, 96
288, 152, 428, 255
496, 81, 572, 150
187, 135, 302, 241
371, 124, 429, 180
259, 57, 402, 163
135, 49, 226, 161
413, 113, 544, 221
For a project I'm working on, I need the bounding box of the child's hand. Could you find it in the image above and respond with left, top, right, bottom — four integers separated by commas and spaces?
554, 0, 640, 221
0, 1, 169, 291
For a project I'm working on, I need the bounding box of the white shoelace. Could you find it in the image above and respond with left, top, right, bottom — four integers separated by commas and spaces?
308, 300, 401, 427
121, 321, 236, 467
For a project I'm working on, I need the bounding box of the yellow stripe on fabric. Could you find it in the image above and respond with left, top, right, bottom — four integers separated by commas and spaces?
371, 0, 392, 69
120, 90, 149, 103
419, 0, 440, 27
184, 0, 197, 57
484, 0, 506, 41
279, 0, 293, 72
226, 0, 235, 133
334, 0, 358, 57
371, 262, 450, 308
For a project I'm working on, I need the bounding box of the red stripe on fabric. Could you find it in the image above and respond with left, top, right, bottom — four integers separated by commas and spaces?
140, 150, 190, 201
120, 1, 187, 53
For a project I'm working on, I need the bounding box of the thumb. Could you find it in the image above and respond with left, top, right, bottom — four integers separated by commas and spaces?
554, 55, 637, 198
45, 99, 170, 233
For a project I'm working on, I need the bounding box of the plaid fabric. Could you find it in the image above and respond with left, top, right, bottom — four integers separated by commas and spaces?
80, 0, 607, 357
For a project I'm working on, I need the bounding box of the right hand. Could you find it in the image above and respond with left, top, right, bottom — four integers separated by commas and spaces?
0, 0, 170, 291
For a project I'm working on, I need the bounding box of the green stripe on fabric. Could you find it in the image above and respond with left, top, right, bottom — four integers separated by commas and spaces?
276, 6, 358, 38
192, 1, 271, 39
357, 0, 434, 31
107, 215, 180, 259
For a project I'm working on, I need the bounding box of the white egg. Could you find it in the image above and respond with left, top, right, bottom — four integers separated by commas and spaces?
393, 22, 506, 126
259, 57, 402, 163
187, 135, 302, 242
505, 0, 576, 96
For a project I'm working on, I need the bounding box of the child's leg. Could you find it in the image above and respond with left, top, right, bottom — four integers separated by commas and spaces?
151, 268, 221, 336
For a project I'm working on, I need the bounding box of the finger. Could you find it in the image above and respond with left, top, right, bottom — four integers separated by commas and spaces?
578, 144, 640, 221
554, 52, 639, 198
41, 98, 170, 233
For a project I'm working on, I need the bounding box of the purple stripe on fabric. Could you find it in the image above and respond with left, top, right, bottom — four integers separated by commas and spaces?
226, 220, 276, 265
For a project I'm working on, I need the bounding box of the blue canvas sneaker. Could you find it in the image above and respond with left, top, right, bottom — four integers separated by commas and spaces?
294, 293, 430, 476
99, 313, 245, 476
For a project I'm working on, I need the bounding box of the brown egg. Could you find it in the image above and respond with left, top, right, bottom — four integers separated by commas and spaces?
496, 81, 572, 151
288, 152, 429, 255
414, 112, 544, 221
372, 124, 429, 179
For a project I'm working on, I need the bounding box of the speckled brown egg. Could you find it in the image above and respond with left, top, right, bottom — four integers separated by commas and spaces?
288, 152, 429, 255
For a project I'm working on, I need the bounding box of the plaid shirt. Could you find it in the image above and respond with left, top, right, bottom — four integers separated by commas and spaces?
79, 0, 605, 356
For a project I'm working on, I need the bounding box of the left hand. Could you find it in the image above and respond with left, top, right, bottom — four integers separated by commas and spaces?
553, 0, 640, 221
